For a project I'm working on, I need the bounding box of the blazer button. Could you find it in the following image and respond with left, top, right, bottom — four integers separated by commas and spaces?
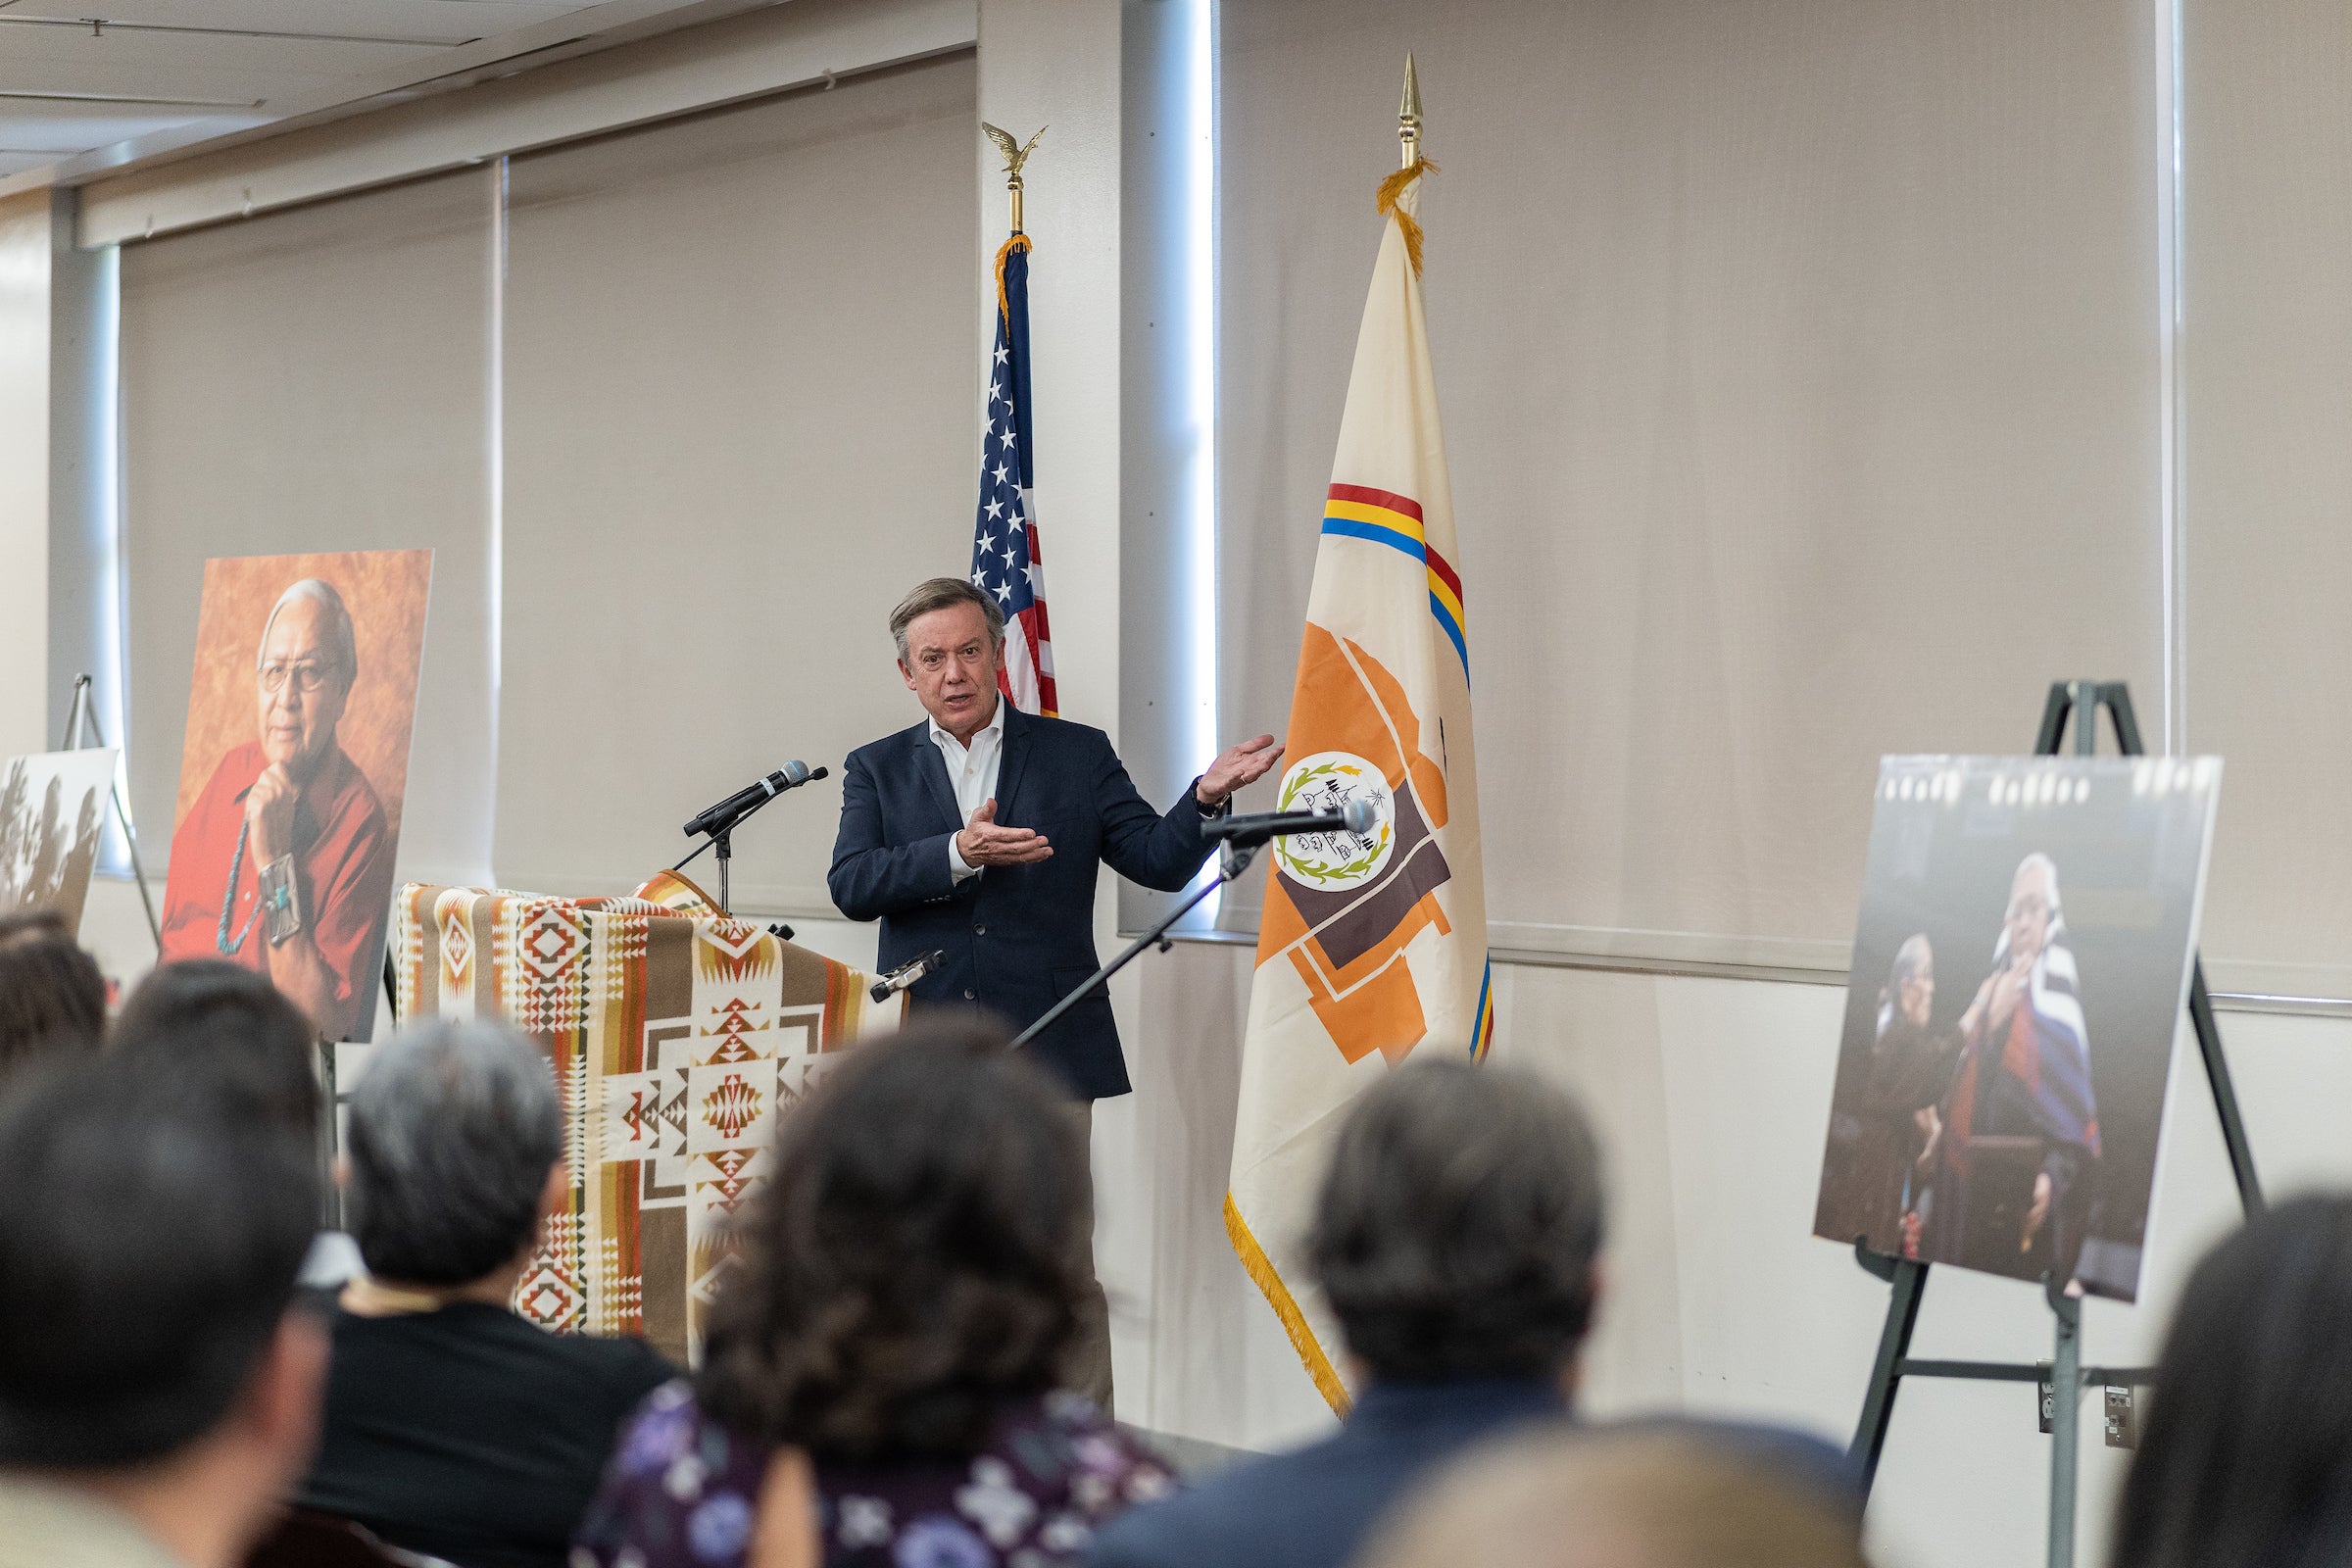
963, 988, 977, 1001
974, 923, 986, 936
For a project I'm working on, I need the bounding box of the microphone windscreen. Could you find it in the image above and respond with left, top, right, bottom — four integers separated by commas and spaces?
808, 765, 830, 781
781, 760, 811, 786
1343, 795, 1379, 835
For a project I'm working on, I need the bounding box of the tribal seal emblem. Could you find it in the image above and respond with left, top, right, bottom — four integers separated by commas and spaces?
1271, 750, 1395, 893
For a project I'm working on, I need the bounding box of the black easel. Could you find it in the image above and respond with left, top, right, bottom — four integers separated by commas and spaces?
1007, 841, 1260, 1051
1846, 680, 2262, 1568
56, 673, 162, 949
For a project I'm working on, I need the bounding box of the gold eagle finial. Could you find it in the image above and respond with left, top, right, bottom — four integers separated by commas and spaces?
983, 123, 1046, 233
983, 122, 1047, 180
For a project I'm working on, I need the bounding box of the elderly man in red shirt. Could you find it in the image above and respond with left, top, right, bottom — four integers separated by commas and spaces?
159, 579, 394, 1043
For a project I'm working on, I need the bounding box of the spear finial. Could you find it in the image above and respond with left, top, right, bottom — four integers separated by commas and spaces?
1398, 54, 1422, 169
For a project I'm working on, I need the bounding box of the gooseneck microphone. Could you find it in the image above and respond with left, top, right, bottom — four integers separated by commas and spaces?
870, 950, 946, 1004
1200, 794, 1380, 849
683, 760, 828, 839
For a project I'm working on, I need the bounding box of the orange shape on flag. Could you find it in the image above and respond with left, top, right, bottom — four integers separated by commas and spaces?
1257, 623, 1455, 1065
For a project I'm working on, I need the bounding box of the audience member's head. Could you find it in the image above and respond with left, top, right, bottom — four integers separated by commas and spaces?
344, 1019, 563, 1291
0, 910, 106, 1076
111, 959, 319, 1136
697, 1013, 1088, 1460
2110, 1195, 2352, 1568
1366, 1428, 1872, 1568
1309, 1057, 1605, 1389
0, 1053, 324, 1567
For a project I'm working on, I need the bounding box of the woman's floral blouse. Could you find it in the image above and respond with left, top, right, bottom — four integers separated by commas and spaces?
572, 1382, 1176, 1568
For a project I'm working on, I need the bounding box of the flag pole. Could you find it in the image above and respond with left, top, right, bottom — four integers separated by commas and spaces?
1398, 54, 1422, 169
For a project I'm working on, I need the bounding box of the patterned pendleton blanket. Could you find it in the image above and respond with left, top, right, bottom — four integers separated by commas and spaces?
393, 877, 898, 1363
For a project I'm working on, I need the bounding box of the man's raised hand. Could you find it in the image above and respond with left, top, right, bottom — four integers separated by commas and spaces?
957, 799, 1054, 867
1198, 735, 1284, 809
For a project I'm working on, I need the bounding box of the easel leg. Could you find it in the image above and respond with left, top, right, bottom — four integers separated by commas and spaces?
2047, 1280, 2082, 1568
317, 1037, 340, 1230
2187, 959, 2262, 1210
1849, 1250, 1928, 1495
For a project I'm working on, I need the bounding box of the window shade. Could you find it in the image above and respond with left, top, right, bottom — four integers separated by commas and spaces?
120, 170, 496, 887
1216, 1, 2164, 969
495, 54, 978, 908
2180, 0, 2352, 996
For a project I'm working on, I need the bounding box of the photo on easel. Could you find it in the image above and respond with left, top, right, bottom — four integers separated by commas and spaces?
158, 551, 433, 1045
0, 747, 119, 934
1813, 755, 2220, 1302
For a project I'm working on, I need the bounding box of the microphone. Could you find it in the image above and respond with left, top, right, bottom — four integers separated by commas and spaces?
683, 760, 828, 838
870, 949, 946, 1004
1200, 795, 1380, 849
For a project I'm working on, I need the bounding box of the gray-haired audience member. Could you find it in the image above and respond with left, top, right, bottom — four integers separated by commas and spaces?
294, 1020, 671, 1568
0, 1053, 325, 1568
1363, 1428, 1873, 1568
1090, 1058, 1607, 1568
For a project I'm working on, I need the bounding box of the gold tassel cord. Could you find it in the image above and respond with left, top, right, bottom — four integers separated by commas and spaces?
994, 231, 1033, 325
1225, 1194, 1355, 1416
1375, 157, 1440, 279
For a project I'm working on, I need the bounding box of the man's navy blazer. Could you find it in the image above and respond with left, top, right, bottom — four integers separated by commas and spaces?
827, 705, 1218, 1100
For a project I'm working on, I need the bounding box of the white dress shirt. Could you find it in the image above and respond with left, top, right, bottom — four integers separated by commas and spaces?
930, 704, 1006, 882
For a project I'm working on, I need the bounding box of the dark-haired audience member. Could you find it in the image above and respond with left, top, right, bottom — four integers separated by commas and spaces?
108, 958, 360, 1289
0, 1053, 325, 1568
1089, 1059, 1604, 1568
110, 958, 321, 1135
296, 1019, 671, 1568
0, 909, 107, 1077
575, 1016, 1173, 1568
2109, 1195, 2352, 1568
1364, 1428, 1873, 1568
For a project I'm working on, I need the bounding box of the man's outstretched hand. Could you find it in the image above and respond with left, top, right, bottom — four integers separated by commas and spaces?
1199, 735, 1285, 809
957, 799, 1054, 867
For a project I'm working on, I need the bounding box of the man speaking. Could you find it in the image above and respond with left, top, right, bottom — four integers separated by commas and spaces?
830, 576, 1280, 1401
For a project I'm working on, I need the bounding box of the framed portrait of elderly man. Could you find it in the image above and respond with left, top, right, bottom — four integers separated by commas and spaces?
1812, 755, 2221, 1302
158, 551, 433, 1043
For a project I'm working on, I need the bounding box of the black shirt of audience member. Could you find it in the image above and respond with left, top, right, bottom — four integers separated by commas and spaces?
294, 1020, 673, 1568
301, 1303, 670, 1568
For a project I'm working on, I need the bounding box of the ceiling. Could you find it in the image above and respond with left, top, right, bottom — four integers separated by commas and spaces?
0, 0, 735, 181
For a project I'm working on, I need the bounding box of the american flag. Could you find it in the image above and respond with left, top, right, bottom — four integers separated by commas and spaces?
972, 235, 1056, 716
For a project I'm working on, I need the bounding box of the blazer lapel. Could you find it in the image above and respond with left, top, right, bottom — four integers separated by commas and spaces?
993, 703, 1035, 823
906, 722, 962, 835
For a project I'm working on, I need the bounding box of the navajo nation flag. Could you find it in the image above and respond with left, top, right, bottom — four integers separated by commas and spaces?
1226, 162, 1490, 1413
972, 232, 1057, 715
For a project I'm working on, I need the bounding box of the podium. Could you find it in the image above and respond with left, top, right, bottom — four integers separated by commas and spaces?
392, 875, 901, 1363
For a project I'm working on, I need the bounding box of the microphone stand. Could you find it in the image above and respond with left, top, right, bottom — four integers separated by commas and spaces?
673, 792, 790, 916
1008, 840, 1260, 1053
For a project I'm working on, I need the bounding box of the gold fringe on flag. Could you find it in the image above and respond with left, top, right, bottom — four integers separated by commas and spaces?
994, 232, 1033, 324
1374, 157, 1439, 279
1224, 1194, 1354, 1416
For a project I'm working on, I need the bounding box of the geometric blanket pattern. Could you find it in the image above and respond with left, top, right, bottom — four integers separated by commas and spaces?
392, 879, 899, 1364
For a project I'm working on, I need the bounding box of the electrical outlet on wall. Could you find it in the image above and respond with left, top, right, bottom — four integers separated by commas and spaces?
2104, 1387, 2138, 1449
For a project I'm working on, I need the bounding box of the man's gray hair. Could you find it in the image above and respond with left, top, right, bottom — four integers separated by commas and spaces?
889, 576, 1005, 662
256, 578, 358, 686
345, 1019, 561, 1287
1309, 1057, 1606, 1385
